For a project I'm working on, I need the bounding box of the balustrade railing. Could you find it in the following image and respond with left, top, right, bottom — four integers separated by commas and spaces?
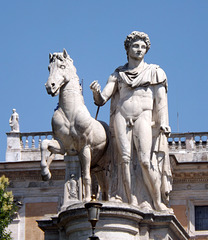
5, 131, 208, 162
17, 131, 208, 152
168, 132, 208, 151
20, 131, 53, 150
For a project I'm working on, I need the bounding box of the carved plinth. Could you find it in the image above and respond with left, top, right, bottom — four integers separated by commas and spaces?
6, 132, 21, 162
62, 155, 82, 210
37, 202, 189, 240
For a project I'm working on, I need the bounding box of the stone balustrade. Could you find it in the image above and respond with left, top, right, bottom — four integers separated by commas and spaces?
13, 131, 208, 152
6, 131, 208, 162
6, 131, 64, 162
20, 131, 53, 150
168, 132, 208, 163
168, 132, 208, 152
16, 131, 208, 152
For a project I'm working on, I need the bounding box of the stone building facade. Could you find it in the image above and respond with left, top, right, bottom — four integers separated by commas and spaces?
1, 131, 208, 239
169, 132, 208, 239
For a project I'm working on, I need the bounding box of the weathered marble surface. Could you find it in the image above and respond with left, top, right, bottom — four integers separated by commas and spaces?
6, 132, 21, 162
40, 31, 172, 221
40, 49, 110, 202
37, 202, 189, 240
91, 31, 172, 213
9, 109, 20, 132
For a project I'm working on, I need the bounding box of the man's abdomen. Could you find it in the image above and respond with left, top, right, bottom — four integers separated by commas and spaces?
118, 86, 154, 120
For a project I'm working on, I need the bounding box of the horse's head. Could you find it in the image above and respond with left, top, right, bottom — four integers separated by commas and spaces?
45, 49, 78, 97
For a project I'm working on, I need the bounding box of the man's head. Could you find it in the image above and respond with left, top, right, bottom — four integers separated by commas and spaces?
124, 31, 151, 58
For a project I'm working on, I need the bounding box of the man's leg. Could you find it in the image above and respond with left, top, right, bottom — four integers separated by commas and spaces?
133, 111, 168, 211
114, 112, 133, 204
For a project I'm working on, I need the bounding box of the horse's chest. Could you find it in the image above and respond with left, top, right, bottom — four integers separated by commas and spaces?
69, 124, 79, 140
52, 109, 90, 152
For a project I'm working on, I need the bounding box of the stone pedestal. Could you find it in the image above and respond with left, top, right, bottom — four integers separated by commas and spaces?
37, 202, 189, 240
6, 132, 21, 162
62, 155, 82, 210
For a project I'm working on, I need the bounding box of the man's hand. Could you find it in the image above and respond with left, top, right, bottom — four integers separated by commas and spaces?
160, 125, 171, 136
90, 80, 101, 93
90, 80, 105, 106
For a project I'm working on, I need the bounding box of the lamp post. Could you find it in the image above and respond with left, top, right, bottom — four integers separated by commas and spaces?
85, 195, 103, 240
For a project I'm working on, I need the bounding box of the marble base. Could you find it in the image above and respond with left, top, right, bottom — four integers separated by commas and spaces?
37, 202, 189, 240
6, 132, 21, 162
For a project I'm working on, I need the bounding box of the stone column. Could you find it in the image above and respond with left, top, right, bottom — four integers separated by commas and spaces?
6, 132, 21, 162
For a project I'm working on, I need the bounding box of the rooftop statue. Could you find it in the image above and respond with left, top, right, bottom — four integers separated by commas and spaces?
40, 49, 110, 202
9, 109, 20, 132
90, 31, 172, 213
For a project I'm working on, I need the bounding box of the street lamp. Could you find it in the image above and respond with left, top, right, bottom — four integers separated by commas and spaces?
85, 195, 103, 240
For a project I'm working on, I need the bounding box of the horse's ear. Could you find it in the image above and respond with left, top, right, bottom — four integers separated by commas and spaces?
63, 49, 68, 58
49, 53, 53, 63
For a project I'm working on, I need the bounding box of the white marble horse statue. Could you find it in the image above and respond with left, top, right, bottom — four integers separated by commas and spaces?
40, 49, 109, 201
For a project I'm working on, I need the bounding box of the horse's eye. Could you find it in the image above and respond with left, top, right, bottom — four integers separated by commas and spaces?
48, 66, 50, 71
60, 65, 66, 69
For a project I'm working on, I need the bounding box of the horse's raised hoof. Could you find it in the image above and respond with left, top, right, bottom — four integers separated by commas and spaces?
41, 172, 51, 181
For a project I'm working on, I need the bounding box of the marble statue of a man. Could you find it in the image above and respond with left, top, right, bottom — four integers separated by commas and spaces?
90, 31, 172, 212
9, 109, 20, 132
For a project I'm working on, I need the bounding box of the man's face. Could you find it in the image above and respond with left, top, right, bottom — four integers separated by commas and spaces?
128, 39, 147, 61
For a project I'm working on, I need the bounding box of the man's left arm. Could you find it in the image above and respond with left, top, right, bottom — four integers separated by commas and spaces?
155, 68, 171, 135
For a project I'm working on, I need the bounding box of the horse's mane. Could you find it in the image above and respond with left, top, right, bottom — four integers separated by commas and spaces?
50, 52, 73, 63
51, 52, 80, 80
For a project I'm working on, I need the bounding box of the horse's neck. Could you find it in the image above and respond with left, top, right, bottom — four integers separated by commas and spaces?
63, 78, 81, 94
59, 79, 84, 114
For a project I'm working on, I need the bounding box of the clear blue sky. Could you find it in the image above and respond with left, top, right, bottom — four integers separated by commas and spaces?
0, 1, 208, 161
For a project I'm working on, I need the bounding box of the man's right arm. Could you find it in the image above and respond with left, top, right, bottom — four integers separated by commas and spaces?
90, 72, 118, 106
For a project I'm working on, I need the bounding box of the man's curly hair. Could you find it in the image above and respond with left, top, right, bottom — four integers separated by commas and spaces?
124, 31, 151, 55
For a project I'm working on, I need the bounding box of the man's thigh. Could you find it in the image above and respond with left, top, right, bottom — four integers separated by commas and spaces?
133, 111, 152, 153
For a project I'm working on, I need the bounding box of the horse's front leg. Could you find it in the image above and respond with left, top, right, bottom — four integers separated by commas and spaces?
40, 139, 65, 181
79, 145, 91, 202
